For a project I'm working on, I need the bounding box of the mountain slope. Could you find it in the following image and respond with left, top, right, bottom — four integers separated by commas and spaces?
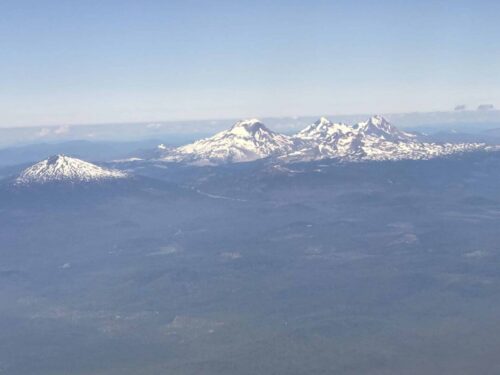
15, 155, 128, 185
162, 119, 295, 165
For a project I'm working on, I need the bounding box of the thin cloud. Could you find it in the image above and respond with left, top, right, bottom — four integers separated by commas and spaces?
53, 125, 70, 135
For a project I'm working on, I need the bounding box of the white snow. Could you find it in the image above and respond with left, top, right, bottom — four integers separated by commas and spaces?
155, 116, 487, 165
162, 119, 296, 164
15, 155, 128, 185
287, 115, 484, 162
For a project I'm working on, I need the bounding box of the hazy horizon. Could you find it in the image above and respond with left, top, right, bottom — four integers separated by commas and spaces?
0, 109, 500, 149
1, 107, 499, 129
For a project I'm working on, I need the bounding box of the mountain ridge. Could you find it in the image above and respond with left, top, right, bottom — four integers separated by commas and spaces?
155, 116, 486, 165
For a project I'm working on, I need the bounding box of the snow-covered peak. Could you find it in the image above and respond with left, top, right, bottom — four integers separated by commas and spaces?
296, 117, 351, 140
162, 119, 294, 165
284, 115, 484, 163
15, 155, 128, 185
354, 115, 415, 141
228, 119, 272, 138
355, 115, 391, 131
316, 117, 332, 126
230, 118, 263, 129
367, 115, 386, 126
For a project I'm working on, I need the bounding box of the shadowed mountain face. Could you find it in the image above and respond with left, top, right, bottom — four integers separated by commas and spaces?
1, 150, 500, 374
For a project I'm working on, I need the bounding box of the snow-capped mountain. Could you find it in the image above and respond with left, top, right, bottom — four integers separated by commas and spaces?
162, 119, 295, 165
296, 117, 353, 141
15, 155, 128, 185
287, 115, 484, 162
290, 117, 360, 160
353, 115, 416, 142
153, 116, 486, 165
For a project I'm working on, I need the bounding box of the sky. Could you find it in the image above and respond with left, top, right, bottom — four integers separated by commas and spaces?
1, 0, 499, 127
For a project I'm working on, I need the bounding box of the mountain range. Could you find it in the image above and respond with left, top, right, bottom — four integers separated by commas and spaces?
156, 115, 486, 165
7, 115, 493, 186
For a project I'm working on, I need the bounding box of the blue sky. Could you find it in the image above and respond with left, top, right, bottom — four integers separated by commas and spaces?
1, 0, 499, 127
